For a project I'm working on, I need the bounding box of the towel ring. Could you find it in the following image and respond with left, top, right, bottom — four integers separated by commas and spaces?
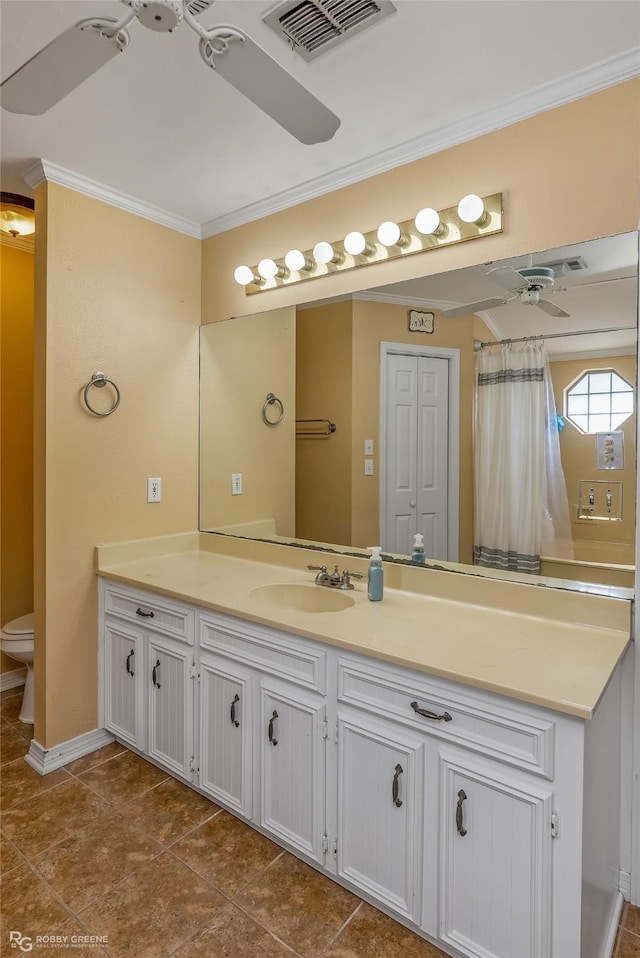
262, 392, 284, 426
83, 372, 121, 417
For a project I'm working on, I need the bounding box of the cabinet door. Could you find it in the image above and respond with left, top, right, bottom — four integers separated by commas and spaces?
337, 711, 424, 923
429, 750, 553, 958
104, 619, 146, 750
147, 635, 194, 781
260, 682, 326, 863
199, 655, 253, 818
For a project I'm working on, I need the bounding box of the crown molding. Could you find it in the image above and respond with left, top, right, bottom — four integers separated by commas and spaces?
22, 160, 201, 239
201, 46, 640, 238
476, 310, 505, 341
353, 291, 455, 311
0, 232, 34, 252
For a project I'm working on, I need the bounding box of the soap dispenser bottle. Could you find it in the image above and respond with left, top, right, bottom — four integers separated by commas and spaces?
412, 533, 425, 564
367, 547, 384, 601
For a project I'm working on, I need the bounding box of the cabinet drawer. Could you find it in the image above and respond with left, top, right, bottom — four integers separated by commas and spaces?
200, 611, 327, 693
103, 583, 195, 645
338, 657, 555, 779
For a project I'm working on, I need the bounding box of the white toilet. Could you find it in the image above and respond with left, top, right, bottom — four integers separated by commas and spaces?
1, 613, 34, 724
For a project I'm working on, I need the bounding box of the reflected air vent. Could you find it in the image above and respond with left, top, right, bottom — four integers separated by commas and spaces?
537, 256, 588, 277
263, 0, 396, 61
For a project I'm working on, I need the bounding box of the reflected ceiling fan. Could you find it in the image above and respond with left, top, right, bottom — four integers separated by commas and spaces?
0, 0, 341, 145
441, 266, 573, 319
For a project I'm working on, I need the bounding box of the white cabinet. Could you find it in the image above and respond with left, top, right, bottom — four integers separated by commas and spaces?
199, 653, 253, 818
337, 709, 424, 923
425, 747, 554, 958
103, 618, 146, 750
99, 577, 624, 958
260, 680, 327, 864
147, 634, 195, 781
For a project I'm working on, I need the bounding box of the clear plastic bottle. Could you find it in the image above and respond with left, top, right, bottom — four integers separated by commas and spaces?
367, 547, 384, 601
412, 533, 425, 564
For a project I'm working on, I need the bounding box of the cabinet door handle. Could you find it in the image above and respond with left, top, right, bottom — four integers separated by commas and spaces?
392, 763, 403, 807
126, 649, 135, 676
456, 789, 468, 836
230, 693, 240, 727
136, 607, 155, 618
268, 709, 278, 746
410, 700, 452, 723
152, 659, 161, 689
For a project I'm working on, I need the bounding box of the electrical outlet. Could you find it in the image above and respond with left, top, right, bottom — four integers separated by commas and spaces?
364, 459, 374, 476
232, 473, 242, 495
147, 478, 161, 502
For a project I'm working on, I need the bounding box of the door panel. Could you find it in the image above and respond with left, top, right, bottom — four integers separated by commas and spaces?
148, 636, 193, 781
104, 620, 145, 750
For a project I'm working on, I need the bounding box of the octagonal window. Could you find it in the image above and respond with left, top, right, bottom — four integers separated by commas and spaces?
564, 369, 634, 434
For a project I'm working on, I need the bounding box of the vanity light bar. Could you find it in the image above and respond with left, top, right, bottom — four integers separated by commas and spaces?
234, 193, 503, 295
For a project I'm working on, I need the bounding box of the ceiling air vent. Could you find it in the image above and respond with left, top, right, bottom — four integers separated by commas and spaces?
187, 0, 215, 15
262, 0, 396, 61
537, 256, 588, 277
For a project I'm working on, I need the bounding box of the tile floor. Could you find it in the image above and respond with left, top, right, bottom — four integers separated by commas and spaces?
1, 685, 639, 958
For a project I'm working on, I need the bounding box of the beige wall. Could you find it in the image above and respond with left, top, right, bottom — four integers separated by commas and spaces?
296, 302, 353, 545
1, 242, 34, 673
34, 183, 201, 747
550, 355, 637, 545
200, 309, 296, 535
201, 81, 639, 326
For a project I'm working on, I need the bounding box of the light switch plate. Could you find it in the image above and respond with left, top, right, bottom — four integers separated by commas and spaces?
364, 459, 374, 476
364, 439, 374, 455
147, 478, 161, 503
232, 473, 242, 495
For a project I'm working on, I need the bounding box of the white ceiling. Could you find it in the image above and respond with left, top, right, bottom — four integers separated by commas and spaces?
1, 0, 639, 235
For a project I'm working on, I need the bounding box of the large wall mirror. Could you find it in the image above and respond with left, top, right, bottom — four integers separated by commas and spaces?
200, 231, 638, 594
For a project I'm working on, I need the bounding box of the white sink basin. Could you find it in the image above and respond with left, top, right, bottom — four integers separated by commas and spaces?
249, 583, 355, 613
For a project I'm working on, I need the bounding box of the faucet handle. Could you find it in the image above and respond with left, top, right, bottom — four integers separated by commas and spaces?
343, 569, 364, 579
307, 564, 327, 572
340, 569, 364, 589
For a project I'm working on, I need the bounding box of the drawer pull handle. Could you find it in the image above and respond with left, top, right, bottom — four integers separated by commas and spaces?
152, 659, 161, 689
392, 763, 403, 807
136, 607, 155, 618
410, 701, 452, 723
268, 709, 278, 746
456, 789, 468, 837
126, 649, 135, 676
230, 693, 240, 727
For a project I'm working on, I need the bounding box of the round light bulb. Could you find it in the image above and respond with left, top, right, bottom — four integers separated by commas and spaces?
457, 194, 487, 225
284, 248, 311, 272
376, 220, 408, 247
344, 231, 372, 256
257, 258, 281, 280
415, 207, 444, 236
313, 241, 340, 265
234, 264, 257, 286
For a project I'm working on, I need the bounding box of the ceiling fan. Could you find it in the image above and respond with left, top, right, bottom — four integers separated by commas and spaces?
441, 266, 573, 319
0, 0, 341, 145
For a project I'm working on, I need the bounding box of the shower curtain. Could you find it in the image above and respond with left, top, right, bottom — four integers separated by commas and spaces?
474, 340, 571, 574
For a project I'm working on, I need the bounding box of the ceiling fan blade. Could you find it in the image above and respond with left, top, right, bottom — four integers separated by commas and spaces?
199, 33, 340, 144
1, 19, 128, 115
487, 266, 528, 290
441, 297, 508, 319
536, 298, 570, 318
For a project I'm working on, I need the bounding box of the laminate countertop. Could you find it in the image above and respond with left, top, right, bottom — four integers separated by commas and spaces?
96, 532, 633, 720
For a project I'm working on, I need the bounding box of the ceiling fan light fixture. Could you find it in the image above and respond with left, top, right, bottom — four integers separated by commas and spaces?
415, 207, 445, 237
131, 0, 183, 32
457, 194, 488, 225
0, 193, 35, 238
377, 221, 409, 248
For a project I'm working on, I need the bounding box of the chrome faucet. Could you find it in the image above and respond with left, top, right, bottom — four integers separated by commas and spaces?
307, 564, 364, 591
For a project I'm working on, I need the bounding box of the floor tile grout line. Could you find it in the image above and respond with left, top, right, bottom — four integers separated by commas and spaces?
228, 897, 309, 958
318, 900, 363, 955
